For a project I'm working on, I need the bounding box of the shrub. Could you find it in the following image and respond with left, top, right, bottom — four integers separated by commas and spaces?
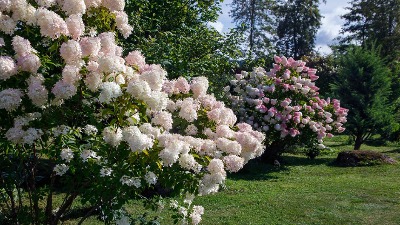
227, 56, 348, 161
0, 1, 265, 224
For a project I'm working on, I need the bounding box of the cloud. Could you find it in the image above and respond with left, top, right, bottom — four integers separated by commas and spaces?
208, 21, 224, 34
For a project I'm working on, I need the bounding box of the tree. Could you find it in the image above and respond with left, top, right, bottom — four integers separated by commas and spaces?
331, 46, 395, 150
123, 0, 243, 97
230, 0, 275, 59
340, 0, 400, 61
274, 0, 324, 58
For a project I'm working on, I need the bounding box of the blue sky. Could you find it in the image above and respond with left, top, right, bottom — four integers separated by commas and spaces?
210, 0, 350, 54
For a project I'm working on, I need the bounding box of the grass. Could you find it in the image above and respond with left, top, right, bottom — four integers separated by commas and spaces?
64, 136, 400, 224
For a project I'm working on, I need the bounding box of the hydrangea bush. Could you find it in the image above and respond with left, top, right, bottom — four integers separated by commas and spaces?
0, 0, 265, 224
227, 56, 348, 160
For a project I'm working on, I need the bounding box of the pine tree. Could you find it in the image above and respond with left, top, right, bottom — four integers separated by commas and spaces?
274, 0, 323, 58
340, 0, 400, 60
331, 46, 395, 150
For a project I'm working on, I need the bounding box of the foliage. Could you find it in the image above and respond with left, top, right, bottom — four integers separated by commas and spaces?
339, 0, 400, 61
230, 0, 275, 59
0, 1, 265, 224
302, 53, 339, 98
274, 0, 324, 58
331, 46, 397, 150
123, 0, 243, 97
227, 56, 348, 161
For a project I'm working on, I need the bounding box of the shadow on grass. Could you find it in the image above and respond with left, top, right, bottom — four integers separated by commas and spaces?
229, 155, 335, 181
383, 148, 400, 154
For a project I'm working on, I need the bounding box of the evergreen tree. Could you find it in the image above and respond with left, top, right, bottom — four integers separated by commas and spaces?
331, 46, 396, 150
274, 0, 324, 58
230, 0, 275, 58
340, 0, 400, 60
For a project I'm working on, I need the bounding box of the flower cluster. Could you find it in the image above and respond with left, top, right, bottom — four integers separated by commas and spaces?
227, 56, 348, 156
0, 1, 264, 224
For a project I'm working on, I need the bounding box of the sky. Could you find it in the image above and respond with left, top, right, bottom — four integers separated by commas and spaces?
209, 0, 350, 54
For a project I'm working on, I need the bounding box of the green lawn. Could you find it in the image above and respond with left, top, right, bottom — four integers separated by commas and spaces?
66, 136, 400, 224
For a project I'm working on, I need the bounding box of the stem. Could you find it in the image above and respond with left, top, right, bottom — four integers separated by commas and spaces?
77, 205, 99, 225
45, 172, 56, 224
52, 192, 78, 225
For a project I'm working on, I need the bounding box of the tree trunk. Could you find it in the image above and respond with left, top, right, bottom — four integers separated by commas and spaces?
261, 141, 285, 164
354, 134, 363, 150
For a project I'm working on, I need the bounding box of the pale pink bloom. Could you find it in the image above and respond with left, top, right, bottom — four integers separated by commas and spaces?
35, 0, 56, 8
12, 36, 35, 58
185, 124, 198, 135
84, 0, 101, 8
66, 14, 84, 40
0, 0, 12, 12
215, 138, 241, 155
17, 54, 41, 74
152, 111, 173, 131
140, 64, 166, 91
35, 8, 69, 39
60, 40, 82, 64
52, 80, 77, 100
125, 50, 146, 71
62, 65, 81, 85
0, 88, 23, 111
84, 72, 102, 92
102, 0, 125, 11
223, 155, 244, 172
0, 56, 17, 80
27, 74, 48, 106
175, 77, 190, 94
122, 126, 154, 152
62, 0, 86, 15
0, 14, 17, 35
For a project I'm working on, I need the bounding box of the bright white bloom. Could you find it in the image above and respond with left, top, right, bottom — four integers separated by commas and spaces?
54, 164, 69, 176
0, 56, 17, 80
0, 88, 23, 111
122, 126, 154, 152
102, 126, 122, 147
60, 148, 74, 162
98, 82, 122, 103
127, 80, 151, 98
145, 171, 157, 185
120, 175, 141, 188
140, 65, 166, 91
190, 76, 208, 98
80, 149, 98, 162
100, 167, 113, 177
189, 205, 204, 225
84, 124, 98, 135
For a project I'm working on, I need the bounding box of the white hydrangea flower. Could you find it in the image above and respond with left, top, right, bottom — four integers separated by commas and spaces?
98, 82, 122, 104
0, 88, 23, 111
54, 164, 69, 176
60, 148, 74, 162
